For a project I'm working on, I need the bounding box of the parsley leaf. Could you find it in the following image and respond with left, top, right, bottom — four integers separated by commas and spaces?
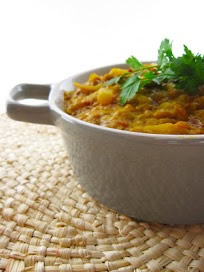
104, 73, 130, 87
157, 39, 174, 68
170, 45, 204, 93
143, 71, 156, 82
104, 76, 122, 86
153, 74, 167, 85
119, 74, 141, 105
126, 56, 143, 70
153, 68, 175, 85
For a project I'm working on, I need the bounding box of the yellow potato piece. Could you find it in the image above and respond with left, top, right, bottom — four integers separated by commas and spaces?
97, 88, 114, 106
88, 73, 101, 82
109, 68, 128, 77
143, 123, 189, 134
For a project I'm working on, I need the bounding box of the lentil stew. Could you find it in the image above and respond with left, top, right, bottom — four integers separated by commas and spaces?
64, 67, 204, 134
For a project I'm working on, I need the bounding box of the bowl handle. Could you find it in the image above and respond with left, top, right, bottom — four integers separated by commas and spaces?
7, 84, 54, 125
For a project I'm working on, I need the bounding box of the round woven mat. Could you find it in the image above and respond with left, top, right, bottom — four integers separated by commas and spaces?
0, 114, 204, 272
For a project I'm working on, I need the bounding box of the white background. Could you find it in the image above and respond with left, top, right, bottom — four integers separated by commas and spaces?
0, 0, 203, 113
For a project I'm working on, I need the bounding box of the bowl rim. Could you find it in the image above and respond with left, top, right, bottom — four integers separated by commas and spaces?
49, 63, 204, 143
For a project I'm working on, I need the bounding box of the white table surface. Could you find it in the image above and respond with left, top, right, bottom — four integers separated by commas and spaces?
0, 0, 203, 114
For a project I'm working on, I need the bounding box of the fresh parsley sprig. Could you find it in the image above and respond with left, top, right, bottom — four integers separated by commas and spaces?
170, 46, 204, 94
104, 39, 204, 105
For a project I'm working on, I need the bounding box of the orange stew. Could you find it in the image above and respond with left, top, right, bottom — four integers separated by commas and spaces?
64, 68, 204, 134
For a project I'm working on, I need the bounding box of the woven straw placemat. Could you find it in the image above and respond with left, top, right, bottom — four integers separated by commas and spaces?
0, 114, 204, 272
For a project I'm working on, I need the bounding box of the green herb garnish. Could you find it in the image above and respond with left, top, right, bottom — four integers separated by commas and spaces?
104, 76, 122, 86
104, 39, 204, 105
126, 56, 143, 70
119, 73, 141, 105
170, 45, 204, 94
104, 72, 130, 87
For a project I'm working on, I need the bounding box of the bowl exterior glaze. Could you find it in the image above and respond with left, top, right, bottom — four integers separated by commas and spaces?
52, 109, 204, 224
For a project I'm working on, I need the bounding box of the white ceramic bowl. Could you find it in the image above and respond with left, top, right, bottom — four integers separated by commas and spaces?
7, 63, 204, 224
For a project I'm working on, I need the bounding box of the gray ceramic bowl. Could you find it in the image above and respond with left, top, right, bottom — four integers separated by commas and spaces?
7, 63, 204, 225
